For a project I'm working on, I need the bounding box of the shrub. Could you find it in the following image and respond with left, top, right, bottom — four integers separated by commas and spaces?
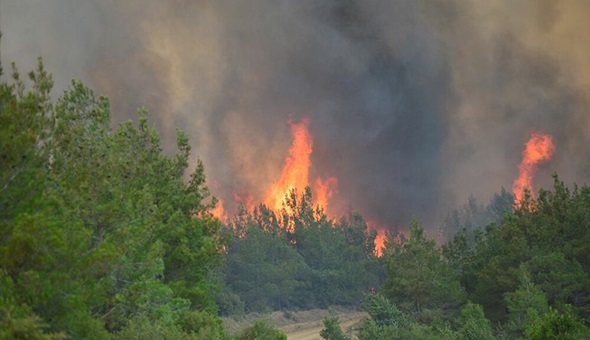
235, 319, 287, 340
320, 316, 350, 340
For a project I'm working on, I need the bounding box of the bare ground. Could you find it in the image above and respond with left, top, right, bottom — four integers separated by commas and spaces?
222, 307, 368, 339
283, 313, 367, 340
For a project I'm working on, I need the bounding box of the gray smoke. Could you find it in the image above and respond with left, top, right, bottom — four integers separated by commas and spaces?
2, 0, 589, 231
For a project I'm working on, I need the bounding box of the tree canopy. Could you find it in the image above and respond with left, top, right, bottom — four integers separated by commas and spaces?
2, 49, 590, 340
0, 57, 225, 338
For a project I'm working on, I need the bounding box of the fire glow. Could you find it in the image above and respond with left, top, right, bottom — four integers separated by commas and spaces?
512, 131, 555, 204
264, 118, 314, 211
212, 117, 338, 219
212, 117, 386, 256
373, 229, 387, 257
211, 198, 227, 223
261, 117, 339, 216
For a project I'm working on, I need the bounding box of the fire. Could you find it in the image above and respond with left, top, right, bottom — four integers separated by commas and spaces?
233, 190, 255, 212
219, 117, 339, 220
211, 198, 228, 223
374, 229, 387, 257
264, 118, 314, 211
366, 220, 388, 257
512, 131, 555, 204
313, 177, 338, 212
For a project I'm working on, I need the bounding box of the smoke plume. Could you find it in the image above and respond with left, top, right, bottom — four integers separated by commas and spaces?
2, 0, 589, 231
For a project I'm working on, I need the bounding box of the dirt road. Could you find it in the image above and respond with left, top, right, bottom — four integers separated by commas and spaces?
222, 307, 367, 339
282, 312, 367, 340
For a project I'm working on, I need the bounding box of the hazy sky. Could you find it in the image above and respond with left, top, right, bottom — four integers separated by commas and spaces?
2, 0, 589, 232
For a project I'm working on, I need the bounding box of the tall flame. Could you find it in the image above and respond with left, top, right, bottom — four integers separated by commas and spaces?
264, 118, 313, 211
374, 229, 386, 257
367, 220, 388, 257
512, 131, 555, 204
233, 190, 255, 212
313, 177, 338, 213
212, 198, 228, 223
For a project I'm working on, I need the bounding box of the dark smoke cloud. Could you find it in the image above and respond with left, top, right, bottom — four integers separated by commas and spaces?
2, 0, 589, 231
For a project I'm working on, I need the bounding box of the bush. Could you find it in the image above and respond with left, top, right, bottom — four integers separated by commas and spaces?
320, 316, 350, 340
525, 306, 590, 340
358, 319, 398, 340
113, 317, 189, 340
178, 310, 225, 339
217, 290, 245, 316
457, 302, 494, 340
362, 293, 407, 328
235, 319, 287, 340
357, 294, 408, 340
0, 306, 68, 340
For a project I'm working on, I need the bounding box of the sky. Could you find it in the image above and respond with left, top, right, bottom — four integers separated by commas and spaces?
2, 0, 589, 233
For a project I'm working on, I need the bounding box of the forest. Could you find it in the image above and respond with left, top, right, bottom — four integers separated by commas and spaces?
1, 58, 590, 339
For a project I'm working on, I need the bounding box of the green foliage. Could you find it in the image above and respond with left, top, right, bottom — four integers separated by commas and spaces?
382, 220, 466, 322
525, 306, 590, 340
356, 293, 458, 340
0, 57, 53, 221
438, 176, 590, 336
362, 293, 406, 329
394, 320, 456, 340
221, 190, 381, 313
113, 316, 193, 340
357, 294, 409, 340
222, 219, 308, 312
358, 319, 399, 340
503, 267, 549, 337
457, 302, 494, 340
0, 57, 225, 337
114, 312, 225, 340
178, 310, 225, 339
216, 289, 245, 316
320, 316, 350, 340
358, 314, 456, 340
5, 48, 590, 339
526, 252, 590, 310
234, 319, 287, 340
462, 176, 590, 324
0, 292, 67, 340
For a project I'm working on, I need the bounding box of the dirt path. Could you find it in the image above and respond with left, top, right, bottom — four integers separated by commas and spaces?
222, 307, 367, 339
282, 312, 367, 340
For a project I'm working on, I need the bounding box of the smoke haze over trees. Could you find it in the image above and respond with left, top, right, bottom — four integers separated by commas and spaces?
2, 37, 590, 339
3, 1, 590, 231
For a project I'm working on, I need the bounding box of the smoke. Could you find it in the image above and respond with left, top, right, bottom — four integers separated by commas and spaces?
2, 0, 589, 230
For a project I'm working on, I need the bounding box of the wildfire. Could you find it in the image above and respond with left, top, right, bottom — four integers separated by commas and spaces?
313, 177, 338, 213
211, 198, 228, 223
374, 229, 387, 257
220, 116, 388, 257
512, 131, 555, 204
233, 190, 255, 212
264, 118, 314, 211
366, 219, 388, 257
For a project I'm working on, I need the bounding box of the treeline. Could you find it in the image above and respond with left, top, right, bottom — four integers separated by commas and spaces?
320, 177, 590, 339
1, 59, 227, 338
3, 56, 590, 339
218, 189, 383, 314
0, 55, 382, 339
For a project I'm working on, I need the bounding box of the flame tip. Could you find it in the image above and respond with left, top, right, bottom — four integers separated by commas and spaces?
513, 131, 556, 205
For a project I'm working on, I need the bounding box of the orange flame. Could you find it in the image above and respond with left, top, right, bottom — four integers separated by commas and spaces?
233, 190, 255, 212
374, 229, 386, 257
313, 177, 338, 212
211, 198, 228, 223
264, 118, 314, 211
512, 131, 555, 204
366, 220, 388, 257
